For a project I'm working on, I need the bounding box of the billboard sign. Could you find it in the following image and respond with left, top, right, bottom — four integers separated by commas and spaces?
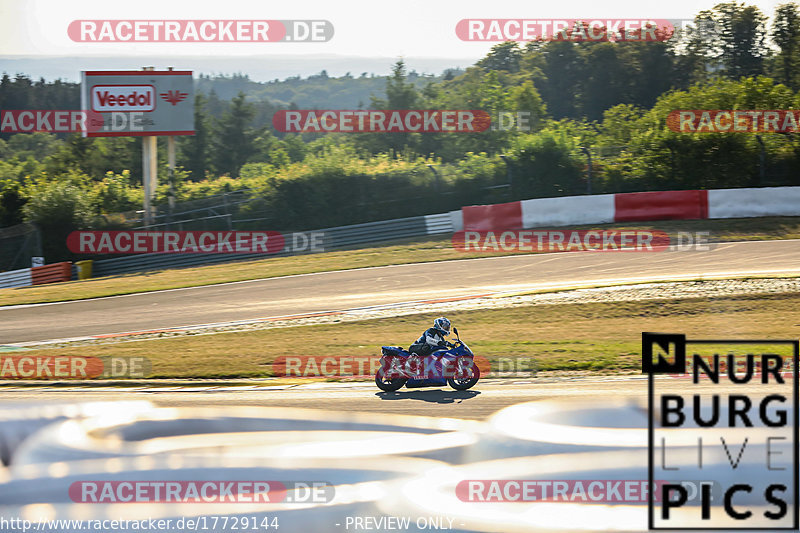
80, 70, 194, 137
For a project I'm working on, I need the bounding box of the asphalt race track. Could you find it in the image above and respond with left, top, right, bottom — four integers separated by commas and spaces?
1, 240, 797, 533
0, 377, 784, 420
0, 381, 556, 420
2, 239, 799, 344
0, 239, 798, 418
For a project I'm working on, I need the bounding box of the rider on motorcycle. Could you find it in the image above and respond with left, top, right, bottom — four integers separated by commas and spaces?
409, 317, 453, 357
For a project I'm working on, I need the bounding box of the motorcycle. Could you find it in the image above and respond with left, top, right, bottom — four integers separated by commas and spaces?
375, 327, 480, 392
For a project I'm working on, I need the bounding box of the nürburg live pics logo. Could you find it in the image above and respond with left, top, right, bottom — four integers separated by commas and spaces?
644, 332, 799, 530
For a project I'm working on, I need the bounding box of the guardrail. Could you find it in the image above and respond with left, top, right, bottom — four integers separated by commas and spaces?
0, 267, 33, 289
31, 262, 71, 285
461, 186, 800, 230
0, 261, 72, 289
5, 185, 800, 285
91, 213, 457, 278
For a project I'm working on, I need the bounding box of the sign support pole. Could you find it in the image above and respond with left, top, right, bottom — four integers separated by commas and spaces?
167, 135, 176, 216
142, 136, 157, 227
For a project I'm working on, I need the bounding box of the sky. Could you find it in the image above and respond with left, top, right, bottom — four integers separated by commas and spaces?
0, 0, 793, 80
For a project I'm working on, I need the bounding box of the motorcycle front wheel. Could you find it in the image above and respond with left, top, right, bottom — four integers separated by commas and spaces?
375, 367, 407, 392
447, 361, 480, 390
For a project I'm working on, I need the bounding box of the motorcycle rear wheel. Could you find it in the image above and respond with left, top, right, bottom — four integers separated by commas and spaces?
375, 368, 407, 392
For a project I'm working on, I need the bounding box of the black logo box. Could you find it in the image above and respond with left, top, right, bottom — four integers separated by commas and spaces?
644, 332, 799, 531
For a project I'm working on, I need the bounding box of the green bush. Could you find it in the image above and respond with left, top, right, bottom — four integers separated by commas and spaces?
22, 176, 96, 261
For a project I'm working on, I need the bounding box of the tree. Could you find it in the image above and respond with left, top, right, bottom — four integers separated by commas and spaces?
43, 135, 137, 180
380, 59, 420, 109
205, 89, 226, 118
599, 104, 644, 146
212, 92, 258, 177
364, 60, 421, 155
707, 2, 768, 78
477, 42, 522, 73
508, 130, 584, 197
670, 13, 718, 87
508, 81, 547, 131
771, 3, 800, 88
538, 41, 585, 119
0, 179, 26, 226
280, 134, 308, 162
179, 93, 213, 180
431, 69, 514, 158
43, 134, 96, 176
627, 40, 675, 106
6, 132, 62, 161
579, 43, 630, 120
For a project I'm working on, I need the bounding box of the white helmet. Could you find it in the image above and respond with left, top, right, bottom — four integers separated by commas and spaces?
433, 317, 451, 335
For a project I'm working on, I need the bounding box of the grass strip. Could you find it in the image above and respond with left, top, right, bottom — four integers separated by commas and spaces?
6, 292, 799, 379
